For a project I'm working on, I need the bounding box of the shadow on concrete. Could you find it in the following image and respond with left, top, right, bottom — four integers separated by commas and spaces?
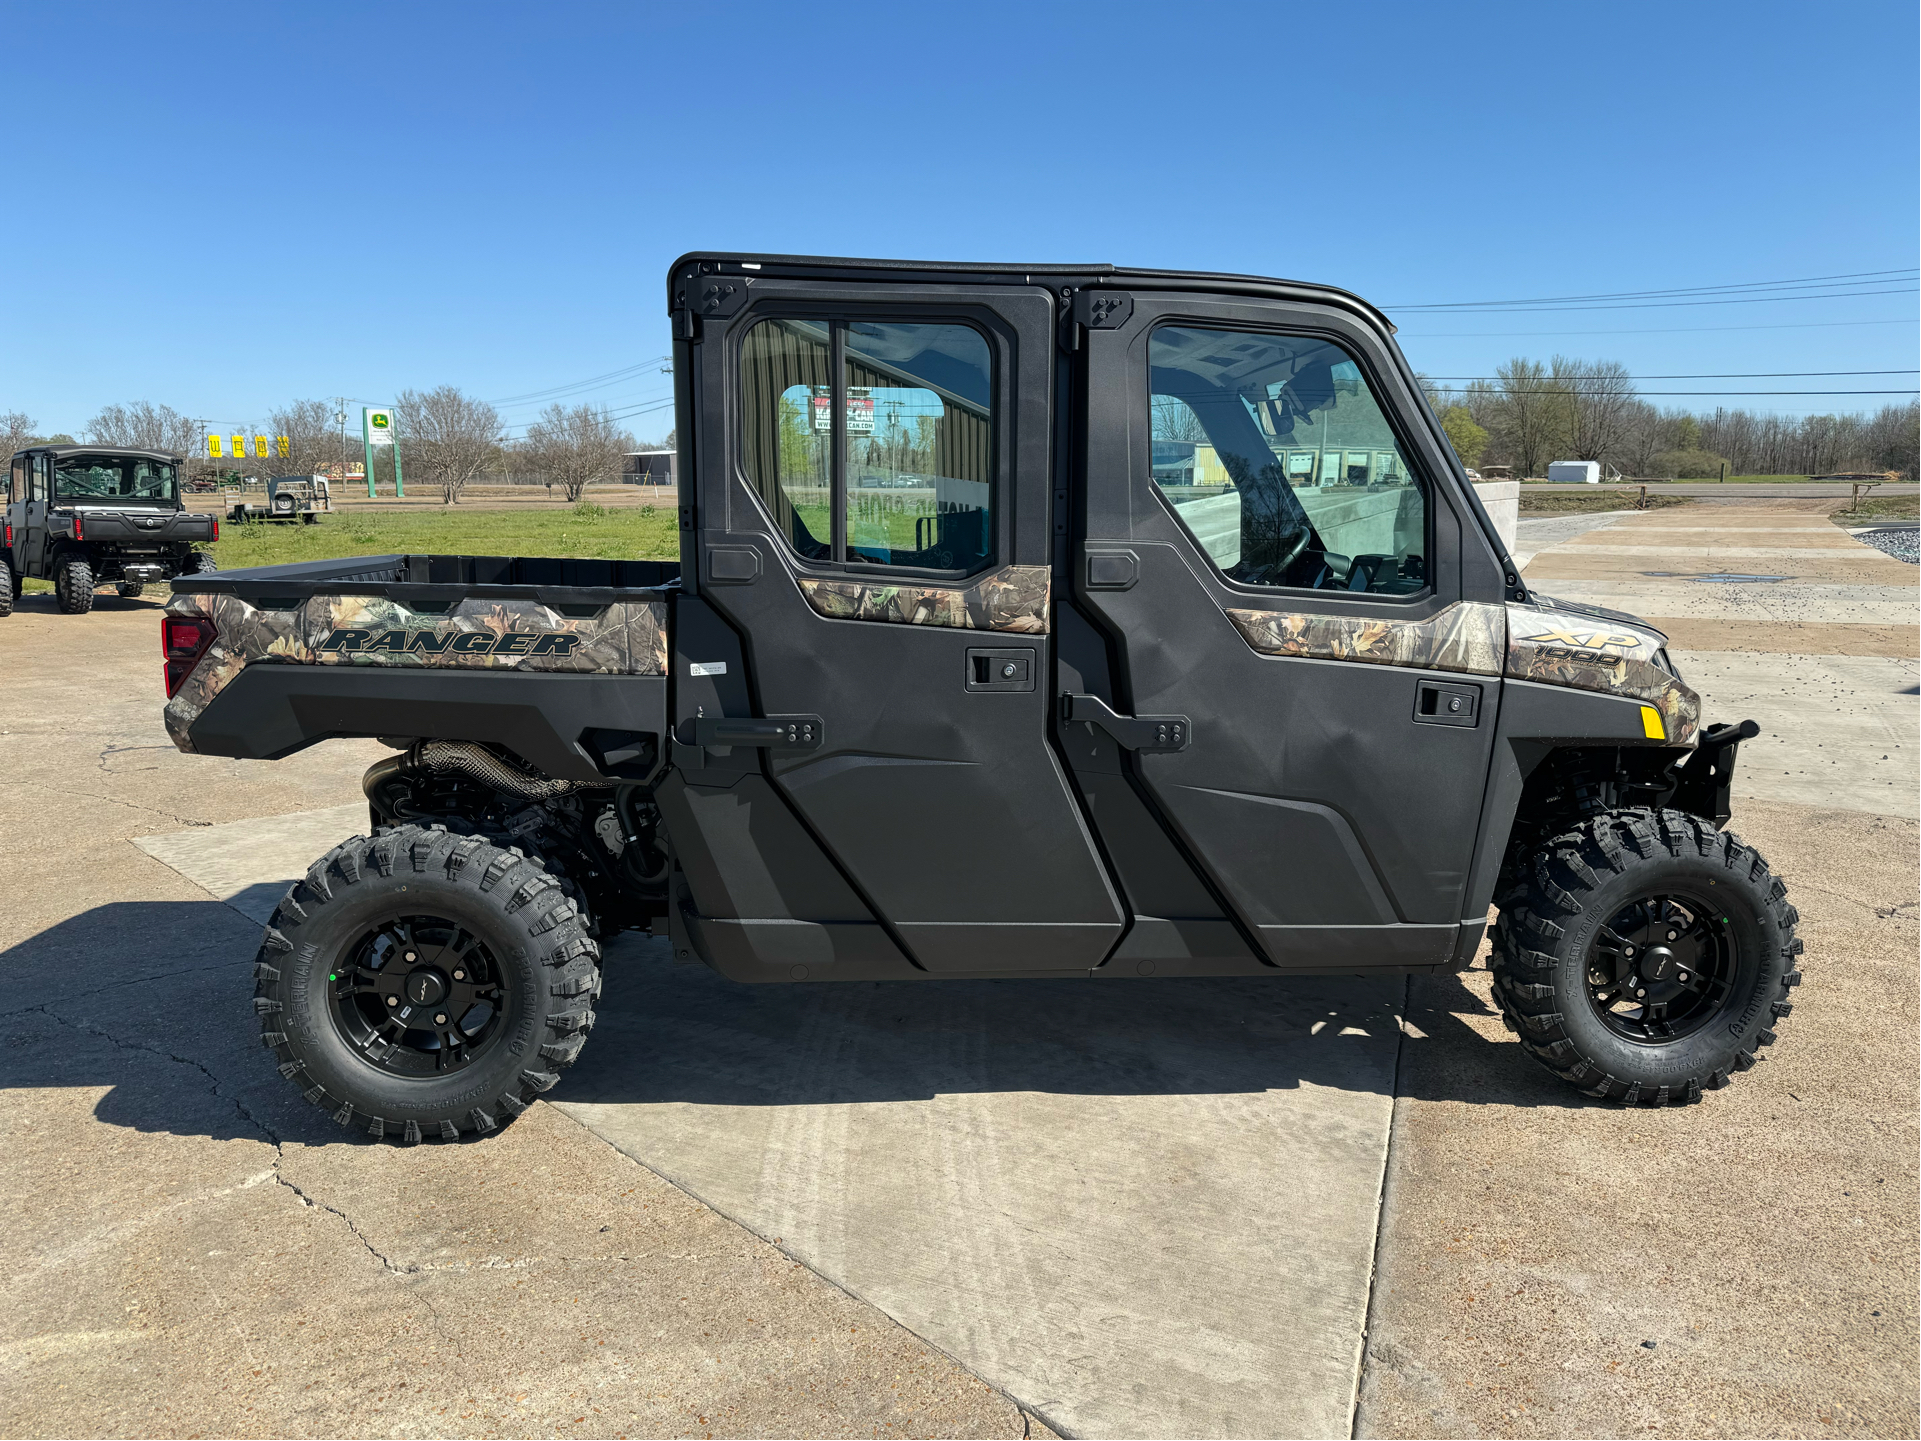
0, 902, 1579, 1147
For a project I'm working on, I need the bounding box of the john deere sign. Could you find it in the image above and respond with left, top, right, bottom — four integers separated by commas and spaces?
362, 407, 403, 497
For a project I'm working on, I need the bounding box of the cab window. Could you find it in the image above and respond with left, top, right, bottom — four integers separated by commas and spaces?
741, 318, 994, 574
1149, 326, 1425, 595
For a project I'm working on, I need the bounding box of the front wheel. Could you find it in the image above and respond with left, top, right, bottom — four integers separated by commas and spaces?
1491, 808, 1801, 1106
253, 825, 601, 1142
117, 581, 145, 599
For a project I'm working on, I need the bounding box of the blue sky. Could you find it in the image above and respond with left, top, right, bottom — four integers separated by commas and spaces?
5, 0, 1915, 439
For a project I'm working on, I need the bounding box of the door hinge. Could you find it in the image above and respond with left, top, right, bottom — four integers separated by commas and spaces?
1060, 693, 1189, 752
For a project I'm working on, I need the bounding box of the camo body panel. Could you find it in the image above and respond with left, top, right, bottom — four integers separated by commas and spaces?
162, 590, 668, 753
1224, 601, 1504, 676
797, 564, 1050, 633
1223, 598, 1697, 744
1505, 603, 1699, 744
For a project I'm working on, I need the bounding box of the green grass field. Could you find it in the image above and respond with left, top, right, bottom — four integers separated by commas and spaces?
1828, 494, 1919, 525
1518, 492, 1690, 515
19, 504, 680, 593
210, 503, 681, 569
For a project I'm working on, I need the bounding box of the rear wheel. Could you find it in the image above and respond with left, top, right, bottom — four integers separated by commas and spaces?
1491, 807, 1801, 1106
194, 551, 218, 573
117, 581, 145, 599
54, 557, 94, 614
253, 825, 601, 1142
0, 559, 12, 617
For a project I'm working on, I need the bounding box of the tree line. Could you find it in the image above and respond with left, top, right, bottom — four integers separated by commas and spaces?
1421, 358, 1918, 480
2, 390, 668, 504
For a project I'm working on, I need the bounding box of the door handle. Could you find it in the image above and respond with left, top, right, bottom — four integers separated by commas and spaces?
1060, 694, 1190, 752
681, 714, 824, 751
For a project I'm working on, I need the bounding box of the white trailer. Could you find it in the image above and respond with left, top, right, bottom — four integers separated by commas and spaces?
1547, 460, 1601, 485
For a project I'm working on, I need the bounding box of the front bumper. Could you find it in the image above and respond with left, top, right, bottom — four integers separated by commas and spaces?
1671, 719, 1760, 827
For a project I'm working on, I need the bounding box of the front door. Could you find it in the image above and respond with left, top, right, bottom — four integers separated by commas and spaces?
1070, 291, 1507, 969
679, 265, 1123, 973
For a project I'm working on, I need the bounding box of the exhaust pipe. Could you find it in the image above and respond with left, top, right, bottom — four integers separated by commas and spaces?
363, 740, 611, 807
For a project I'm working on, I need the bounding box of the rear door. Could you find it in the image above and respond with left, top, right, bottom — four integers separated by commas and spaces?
675, 262, 1122, 973
1069, 289, 1509, 969
22, 454, 49, 573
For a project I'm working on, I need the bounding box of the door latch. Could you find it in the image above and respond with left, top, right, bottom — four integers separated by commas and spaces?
1413, 681, 1481, 728
1060, 694, 1190, 752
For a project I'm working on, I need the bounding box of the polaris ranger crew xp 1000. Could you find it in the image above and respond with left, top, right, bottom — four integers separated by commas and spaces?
5, 446, 217, 614
159, 255, 1798, 1143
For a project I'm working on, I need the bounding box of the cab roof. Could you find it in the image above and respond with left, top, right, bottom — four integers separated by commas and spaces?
666, 252, 1395, 332
12, 444, 184, 463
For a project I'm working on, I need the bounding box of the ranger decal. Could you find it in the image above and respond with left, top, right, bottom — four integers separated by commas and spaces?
320, 627, 583, 657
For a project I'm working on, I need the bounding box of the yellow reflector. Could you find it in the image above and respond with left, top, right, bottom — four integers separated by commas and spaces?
1640, 705, 1666, 740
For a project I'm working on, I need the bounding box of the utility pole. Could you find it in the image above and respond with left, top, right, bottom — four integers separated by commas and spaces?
335, 398, 347, 485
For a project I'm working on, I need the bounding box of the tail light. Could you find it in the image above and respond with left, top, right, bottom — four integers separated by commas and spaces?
211, 518, 220, 542
72, 513, 83, 542
4, 520, 10, 548
163, 614, 217, 697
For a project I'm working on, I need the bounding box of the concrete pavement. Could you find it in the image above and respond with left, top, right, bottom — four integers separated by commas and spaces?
1521, 499, 1918, 818
1356, 498, 1920, 1436
3, 498, 1916, 1438
0, 592, 1044, 1441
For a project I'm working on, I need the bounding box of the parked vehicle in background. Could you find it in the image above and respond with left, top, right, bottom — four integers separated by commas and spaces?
227, 475, 334, 524
3, 446, 217, 614
1547, 460, 1602, 485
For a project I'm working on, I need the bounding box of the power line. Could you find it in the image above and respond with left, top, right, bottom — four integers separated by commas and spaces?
1421, 369, 1917, 380
1387, 267, 1918, 311
1442, 389, 1915, 397
1399, 317, 1917, 338
487, 356, 671, 407
1391, 286, 1916, 315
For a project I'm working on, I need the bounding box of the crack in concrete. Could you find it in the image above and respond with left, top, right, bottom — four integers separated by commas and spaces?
7, 774, 206, 828
28, 1003, 431, 1284
0, 960, 251, 1021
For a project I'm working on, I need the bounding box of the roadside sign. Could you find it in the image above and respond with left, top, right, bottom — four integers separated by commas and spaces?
231, 434, 245, 459
365, 408, 394, 447
254, 435, 269, 458
208, 435, 223, 458
811, 388, 875, 435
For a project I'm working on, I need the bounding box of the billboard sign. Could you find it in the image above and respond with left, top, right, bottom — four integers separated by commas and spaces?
365, 408, 395, 447
811, 387, 875, 435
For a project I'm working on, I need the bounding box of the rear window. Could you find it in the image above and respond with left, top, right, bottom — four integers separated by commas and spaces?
741, 318, 995, 573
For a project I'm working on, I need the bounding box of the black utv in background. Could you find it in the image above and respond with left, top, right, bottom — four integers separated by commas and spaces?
161, 253, 1800, 1143
3, 445, 217, 615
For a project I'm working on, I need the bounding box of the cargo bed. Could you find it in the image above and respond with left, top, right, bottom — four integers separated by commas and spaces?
163, 553, 677, 781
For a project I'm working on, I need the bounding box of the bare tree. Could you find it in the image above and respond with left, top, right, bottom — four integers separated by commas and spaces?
524, 402, 630, 501
269, 398, 346, 476
1491, 360, 1568, 478
86, 401, 200, 455
391, 387, 503, 504
1, 411, 36, 457
1552, 357, 1638, 466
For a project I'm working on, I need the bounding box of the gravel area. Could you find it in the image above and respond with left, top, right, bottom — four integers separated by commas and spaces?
1858, 528, 1919, 563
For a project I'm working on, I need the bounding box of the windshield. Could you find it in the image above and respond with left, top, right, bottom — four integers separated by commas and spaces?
53, 454, 179, 504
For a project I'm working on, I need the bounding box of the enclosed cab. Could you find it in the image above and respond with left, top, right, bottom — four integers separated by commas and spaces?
3, 445, 217, 614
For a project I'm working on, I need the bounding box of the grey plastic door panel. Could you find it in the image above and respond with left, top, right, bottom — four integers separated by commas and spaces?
1072, 292, 1507, 969
680, 270, 1123, 973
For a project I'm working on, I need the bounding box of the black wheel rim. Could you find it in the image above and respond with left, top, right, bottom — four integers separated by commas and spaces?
1584, 892, 1738, 1044
329, 915, 510, 1077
